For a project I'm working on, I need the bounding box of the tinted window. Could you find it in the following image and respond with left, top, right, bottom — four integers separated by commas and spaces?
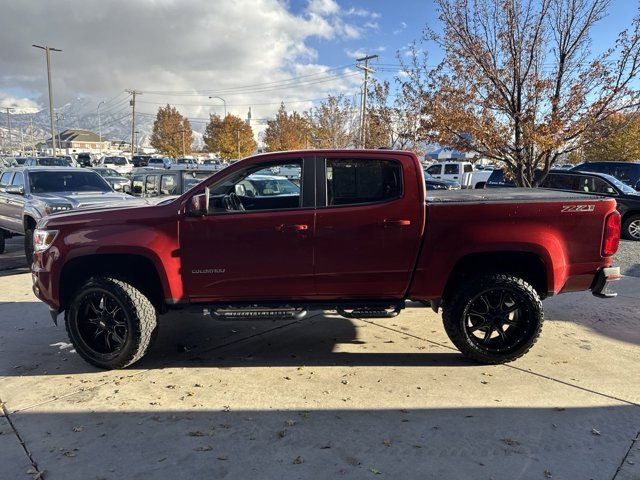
160, 174, 178, 195
11, 172, 24, 187
0, 172, 13, 186
29, 171, 111, 193
146, 175, 159, 195
37, 157, 68, 167
463, 164, 473, 173
326, 159, 402, 206
444, 164, 459, 175
132, 176, 144, 195
542, 174, 575, 190
426, 164, 441, 175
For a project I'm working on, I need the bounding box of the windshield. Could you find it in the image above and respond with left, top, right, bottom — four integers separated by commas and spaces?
38, 157, 69, 167
29, 171, 112, 193
183, 172, 212, 191
92, 168, 120, 177
105, 157, 127, 166
602, 173, 638, 194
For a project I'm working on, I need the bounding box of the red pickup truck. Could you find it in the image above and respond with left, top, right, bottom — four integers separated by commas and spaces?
31, 150, 621, 369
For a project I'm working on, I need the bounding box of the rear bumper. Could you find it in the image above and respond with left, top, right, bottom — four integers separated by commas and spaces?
591, 267, 621, 298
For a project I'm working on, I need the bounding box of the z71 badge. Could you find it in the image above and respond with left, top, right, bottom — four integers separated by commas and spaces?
561, 204, 595, 212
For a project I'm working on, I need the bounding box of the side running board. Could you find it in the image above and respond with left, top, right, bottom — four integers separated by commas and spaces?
337, 304, 404, 319
204, 307, 307, 321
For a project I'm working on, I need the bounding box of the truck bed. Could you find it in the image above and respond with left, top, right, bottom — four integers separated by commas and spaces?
425, 187, 608, 204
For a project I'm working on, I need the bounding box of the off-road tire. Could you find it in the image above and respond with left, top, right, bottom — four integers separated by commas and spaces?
442, 274, 543, 364
65, 277, 157, 369
622, 214, 640, 241
24, 228, 34, 264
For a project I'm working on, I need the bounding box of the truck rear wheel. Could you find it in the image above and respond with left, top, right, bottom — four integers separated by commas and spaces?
65, 277, 157, 369
442, 274, 543, 364
24, 228, 34, 264
0, 229, 5, 254
622, 214, 640, 241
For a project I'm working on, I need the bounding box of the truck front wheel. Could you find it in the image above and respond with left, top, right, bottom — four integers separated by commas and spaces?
65, 277, 157, 369
442, 274, 543, 364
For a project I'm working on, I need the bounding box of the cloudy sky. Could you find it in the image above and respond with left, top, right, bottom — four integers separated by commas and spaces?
0, 0, 632, 129
0, 0, 436, 130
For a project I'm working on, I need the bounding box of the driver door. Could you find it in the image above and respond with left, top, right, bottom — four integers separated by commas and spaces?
180, 157, 316, 302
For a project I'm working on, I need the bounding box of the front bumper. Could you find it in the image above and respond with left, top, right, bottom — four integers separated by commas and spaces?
591, 267, 621, 298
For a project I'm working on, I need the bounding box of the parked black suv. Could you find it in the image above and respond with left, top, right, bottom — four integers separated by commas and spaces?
486, 169, 640, 240
540, 171, 640, 240
132, 155, 153, 168
572, 161, 640, 191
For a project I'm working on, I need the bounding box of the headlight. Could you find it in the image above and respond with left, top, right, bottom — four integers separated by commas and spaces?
45, 204, 72, 214
33, 229, 59, 252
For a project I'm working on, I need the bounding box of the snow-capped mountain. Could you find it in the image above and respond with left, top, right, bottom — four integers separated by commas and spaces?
0, 96, 205, 152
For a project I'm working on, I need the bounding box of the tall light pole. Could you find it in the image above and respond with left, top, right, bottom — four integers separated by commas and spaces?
97, 100, 105, 155
33, 45, 61, 155
209, 96, 227, 118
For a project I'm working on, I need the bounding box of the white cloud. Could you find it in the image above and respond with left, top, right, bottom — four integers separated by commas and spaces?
0, 0, 364, 134
345, 45, 386, 59
345, 7, 381, 19
307, 0, 340, 16
393, 21, 408, 35
0, 93, 40, 114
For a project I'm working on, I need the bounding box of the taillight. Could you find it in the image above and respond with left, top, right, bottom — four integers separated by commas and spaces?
602, 212, 621, 256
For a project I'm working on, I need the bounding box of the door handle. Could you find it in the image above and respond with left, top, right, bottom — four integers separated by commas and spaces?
276, 224, 309, 232
383, 219, 411, 227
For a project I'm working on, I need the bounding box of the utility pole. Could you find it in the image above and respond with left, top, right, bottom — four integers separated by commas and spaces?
33, 45, 62, 155
126, 90, 141, 157
97, 100, 105, 155
356, 54, 378, 149
55, 113, 63, 155
4, 107, 14, 155
20, 127, 24, 155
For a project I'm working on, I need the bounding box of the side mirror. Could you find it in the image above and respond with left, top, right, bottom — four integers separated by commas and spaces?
6, 185, 24, 195
122, 184, 132, 194
635, 180, 640, 191
235, 184, 246, 196
187, 192, 208, 216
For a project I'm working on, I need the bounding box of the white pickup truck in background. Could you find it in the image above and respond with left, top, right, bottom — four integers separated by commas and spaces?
425, 161, 494, 189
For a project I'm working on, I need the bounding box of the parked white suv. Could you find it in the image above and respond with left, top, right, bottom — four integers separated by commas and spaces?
425, 161, 493, 189
101, 156, 133, 175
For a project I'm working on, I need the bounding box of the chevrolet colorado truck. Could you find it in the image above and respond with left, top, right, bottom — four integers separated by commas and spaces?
31, 150, 622, 369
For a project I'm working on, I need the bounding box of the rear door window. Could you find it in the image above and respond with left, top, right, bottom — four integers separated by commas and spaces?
11, 172, 24, 188
463, 164, 473, 173
444, 164, 459, 175
542, 174, 575, 190
325, 158, 402, 206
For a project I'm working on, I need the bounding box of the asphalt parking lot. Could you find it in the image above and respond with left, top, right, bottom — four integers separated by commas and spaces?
0, 238, 639, 479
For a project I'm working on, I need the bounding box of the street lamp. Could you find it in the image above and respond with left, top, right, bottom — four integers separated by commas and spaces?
97, 100, 105, 155
209, 96, 227, 118
32, 44, 62, 155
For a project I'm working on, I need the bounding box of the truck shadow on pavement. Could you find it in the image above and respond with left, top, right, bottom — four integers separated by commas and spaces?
4, 405, 640, 480
1, 299, 638, 376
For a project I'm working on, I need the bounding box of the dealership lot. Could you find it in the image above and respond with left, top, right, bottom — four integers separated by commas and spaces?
0, 241, 639, 479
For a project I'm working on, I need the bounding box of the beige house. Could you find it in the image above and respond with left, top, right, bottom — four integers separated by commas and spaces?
44, 129, 111, 153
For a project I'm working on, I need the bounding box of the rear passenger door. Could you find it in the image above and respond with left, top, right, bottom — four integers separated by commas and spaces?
314, 155, 423, 299
5, 172, 26, 233
0, 171, 15, 230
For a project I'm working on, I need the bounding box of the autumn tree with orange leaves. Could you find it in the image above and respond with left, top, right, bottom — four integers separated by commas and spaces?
403, 0, 640, 186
